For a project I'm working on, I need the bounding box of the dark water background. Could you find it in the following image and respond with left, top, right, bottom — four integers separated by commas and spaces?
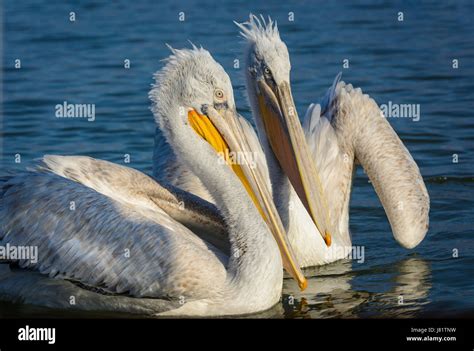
1, 0, 473, 318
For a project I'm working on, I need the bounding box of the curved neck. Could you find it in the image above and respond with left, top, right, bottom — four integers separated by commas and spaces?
332, 93, 429, 248
156, 104, 282, 304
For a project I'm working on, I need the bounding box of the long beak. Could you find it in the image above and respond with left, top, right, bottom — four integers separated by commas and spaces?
188, 107, 307, 291
256, 79, 332, 246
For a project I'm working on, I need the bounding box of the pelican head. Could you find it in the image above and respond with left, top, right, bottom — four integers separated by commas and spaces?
149, 45, 307, 290
236, 15, 333, 246
151, 45, 235, 130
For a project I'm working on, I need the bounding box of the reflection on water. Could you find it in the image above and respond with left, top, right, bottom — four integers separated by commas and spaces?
281, 258, 431, 319
0, 258, 431, 319
370, 258, 432, 318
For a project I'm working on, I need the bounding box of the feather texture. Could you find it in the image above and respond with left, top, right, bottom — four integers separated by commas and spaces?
0, 163, 228, 300
304, 76, 430, 250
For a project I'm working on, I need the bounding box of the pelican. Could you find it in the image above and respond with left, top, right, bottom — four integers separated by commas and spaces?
0, 46, 307, 316
235, 15, 430, 266
154, 17, 430, 268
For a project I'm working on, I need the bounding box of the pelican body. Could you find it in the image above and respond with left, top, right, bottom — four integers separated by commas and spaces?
155, 17, 430, 268
235, 15, 430, 266
0, 47, 306, 316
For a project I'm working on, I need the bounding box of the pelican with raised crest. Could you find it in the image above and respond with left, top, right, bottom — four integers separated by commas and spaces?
0, 46, 306, 316
235, 15, 430, 266
155, 17, 431, 268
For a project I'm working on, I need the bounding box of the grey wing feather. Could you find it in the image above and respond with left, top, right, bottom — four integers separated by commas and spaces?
0, 170, 228, 300
319, 72, 342, 118
37, 155, 230, 254
302, 74, 362, 248
303, 73, 341, 132
303, 75, 346, 189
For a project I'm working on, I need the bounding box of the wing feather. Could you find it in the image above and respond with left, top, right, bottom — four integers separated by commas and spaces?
36, 155, 230, 253
0, 170, 228, 300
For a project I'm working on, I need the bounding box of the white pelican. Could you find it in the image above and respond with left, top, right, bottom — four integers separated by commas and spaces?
0, 46, 307, 316
235, 15, 430, 266
153, 17, 430, 268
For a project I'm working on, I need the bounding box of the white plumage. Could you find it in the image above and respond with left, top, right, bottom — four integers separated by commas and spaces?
0, 47, 297, 316
237, 15, 430, 266
157, 15, 430, 268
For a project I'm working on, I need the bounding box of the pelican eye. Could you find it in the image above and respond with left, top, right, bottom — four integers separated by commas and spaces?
214, 89, 225, 100
262, 65, 276, 87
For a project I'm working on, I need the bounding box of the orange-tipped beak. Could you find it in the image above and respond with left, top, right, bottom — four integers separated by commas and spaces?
188, 107, 307, 290
256, 79, 333, 247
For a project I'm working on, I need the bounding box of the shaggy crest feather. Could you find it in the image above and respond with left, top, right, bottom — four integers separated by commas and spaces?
149, 46, 207, 120
234, 14, 281, 44
148, 45, 233, 132
235, 14, 290, 85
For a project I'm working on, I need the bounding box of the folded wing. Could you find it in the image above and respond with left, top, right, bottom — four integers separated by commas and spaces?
0, 158, 228, 299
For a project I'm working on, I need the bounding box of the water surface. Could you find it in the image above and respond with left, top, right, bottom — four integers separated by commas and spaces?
1, 0, 473, 318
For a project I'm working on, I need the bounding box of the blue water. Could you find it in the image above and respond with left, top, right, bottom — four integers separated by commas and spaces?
1, 0, 473, 318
